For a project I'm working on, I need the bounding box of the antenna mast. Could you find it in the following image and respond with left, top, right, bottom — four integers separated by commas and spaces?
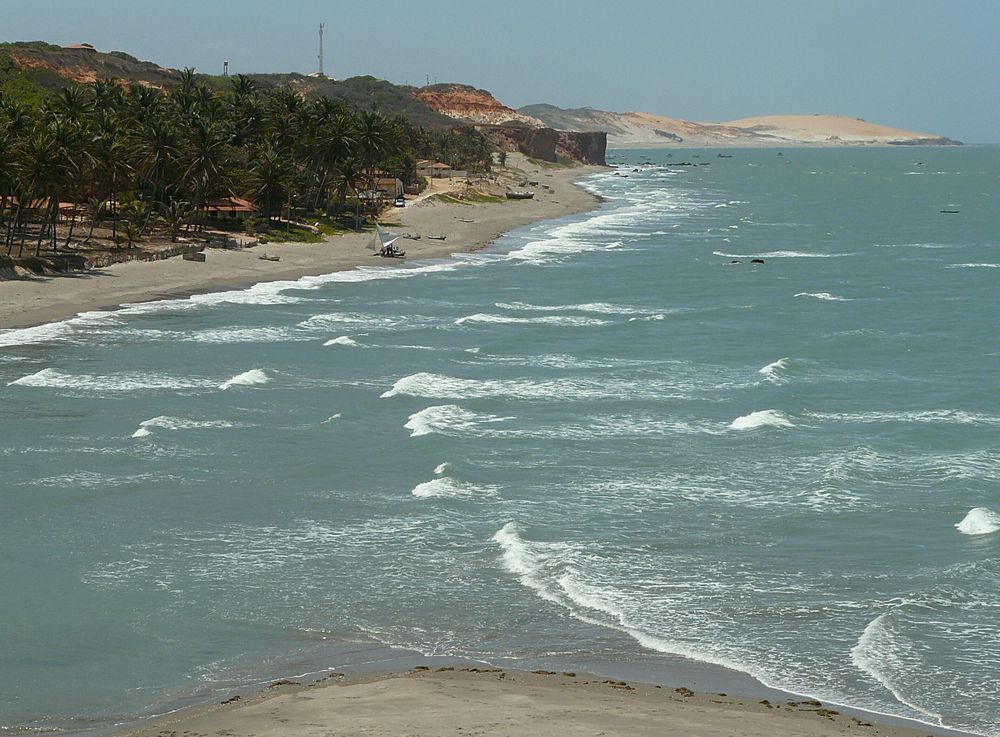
318, 23, 325, 77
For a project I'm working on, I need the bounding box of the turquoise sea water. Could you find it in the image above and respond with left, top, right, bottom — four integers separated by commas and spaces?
1, 147, 998, 736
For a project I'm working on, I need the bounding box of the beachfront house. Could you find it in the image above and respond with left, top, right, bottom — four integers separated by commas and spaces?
375, 178, 404, 199
417, 160, 454, 178
201, 197, 259, 221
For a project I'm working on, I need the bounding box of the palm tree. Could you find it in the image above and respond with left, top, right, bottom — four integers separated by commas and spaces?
133, 118, 178, 205
356, 111, 389, 192
16, 127, 64, 256
331, 157, 365, 229
247, 144, 291, 221
81, 196, 106, 245
180, 116, 230, 224
88, 112, 131, 245
158, 199, 193, 241
118, 197, 149, 248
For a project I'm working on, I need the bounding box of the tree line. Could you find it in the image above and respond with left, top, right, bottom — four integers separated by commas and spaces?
0, 70, 494, 257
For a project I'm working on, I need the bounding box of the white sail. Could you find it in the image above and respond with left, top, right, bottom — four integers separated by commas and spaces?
375, 223, 401, 249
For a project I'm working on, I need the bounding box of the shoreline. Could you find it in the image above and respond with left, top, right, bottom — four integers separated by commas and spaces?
115, 658, 975, 737
0, 157, 606, 331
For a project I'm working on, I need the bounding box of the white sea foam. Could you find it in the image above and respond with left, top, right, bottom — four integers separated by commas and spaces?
455, 313, 610, 327
851, 613, 944, 724
492, 523, 746, 673
873, 242, 951, 249
131, 415, 239, 439
219, 369, 270, 390
324, 335, 361, 347
0, 321, 76, 347
758, 358, 789, 380
808, 410, 1000, 427
494, 301, 642, 315
714, 250, 850, 259
955, 508, 1000, 536
411, 477, 496, 499
383, 372, 663, 402
300, 312, 405, 331
729, 410, 795, 431
8, 367, 212, 392
404, 405, 511, 437
794, 292, 852, 301
948, 263, 1000, 269
433, 462, 449, 475
492, 522, 566, 605
186, 326, 303, 344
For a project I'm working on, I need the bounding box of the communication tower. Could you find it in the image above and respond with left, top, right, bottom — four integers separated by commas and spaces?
318, 23, 325, 77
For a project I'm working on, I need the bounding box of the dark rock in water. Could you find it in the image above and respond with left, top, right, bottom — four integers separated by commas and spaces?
268, 679, 300, 688
731, 260, 741, 264
221, 694, 241, 704
751, 258, 765, 264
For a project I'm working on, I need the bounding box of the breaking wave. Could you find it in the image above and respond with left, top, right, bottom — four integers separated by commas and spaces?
404, 405, 511, 437
131, 416, 240, 439
454, 313, 610, 327
324, 335, 361, 347
758, 357, 789, 381
795, 292, 852, 301
411, 476, 497, 499
219, 369, 270, 390
8, 368, 212, 392
729, 410, 795, 431
714, 250, 851, 259
494, 301, 643, 315
808, 410, 1000, 427
382, 372, 671, 402
955, 508, 1000, 536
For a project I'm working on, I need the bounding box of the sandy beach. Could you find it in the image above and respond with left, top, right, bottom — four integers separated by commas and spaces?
0, 157, 603, 330
120, 667, 949, 737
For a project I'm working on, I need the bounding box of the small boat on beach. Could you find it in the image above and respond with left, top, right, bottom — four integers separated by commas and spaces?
426, 235, 447, 241
258, 253, 280, 262
505, 191, 534, 200
372, 223, 405, 258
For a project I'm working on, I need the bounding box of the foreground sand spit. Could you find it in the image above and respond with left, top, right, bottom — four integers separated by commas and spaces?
122, 668, 946, 737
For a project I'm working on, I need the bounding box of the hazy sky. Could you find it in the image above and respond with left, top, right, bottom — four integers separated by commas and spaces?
5, 0, 998, 142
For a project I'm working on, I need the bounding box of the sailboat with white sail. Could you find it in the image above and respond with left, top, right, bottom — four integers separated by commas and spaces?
371, 223, 406, 258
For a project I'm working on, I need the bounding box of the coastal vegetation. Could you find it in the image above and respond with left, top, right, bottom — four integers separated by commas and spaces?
0, 68, 493, 260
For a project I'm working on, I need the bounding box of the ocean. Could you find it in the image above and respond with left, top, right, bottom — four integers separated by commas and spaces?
1, 146, 997, 736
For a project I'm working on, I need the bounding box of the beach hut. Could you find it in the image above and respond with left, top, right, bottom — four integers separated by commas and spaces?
201, 197, 259, 221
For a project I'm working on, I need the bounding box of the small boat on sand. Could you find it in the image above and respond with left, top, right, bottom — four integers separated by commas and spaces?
372, 223, 406, 258
258, 253, 280, 262
426, 235, 447, 241
505, 191, 534, 200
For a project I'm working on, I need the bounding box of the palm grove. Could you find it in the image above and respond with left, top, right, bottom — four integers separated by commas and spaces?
0, 70, 493, 257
